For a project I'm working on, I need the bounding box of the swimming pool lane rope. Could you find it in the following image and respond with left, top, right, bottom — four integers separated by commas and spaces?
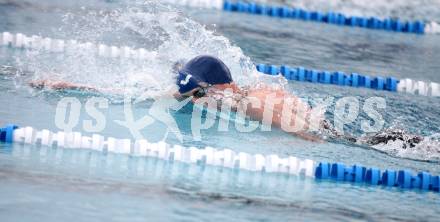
0, 124, 439, 193
256, 64, 440, 97
2, 32, 438, 97
161, 0, 440, 35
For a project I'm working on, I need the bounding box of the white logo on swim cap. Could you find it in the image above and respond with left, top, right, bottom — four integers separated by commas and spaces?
180, 74, 192, 85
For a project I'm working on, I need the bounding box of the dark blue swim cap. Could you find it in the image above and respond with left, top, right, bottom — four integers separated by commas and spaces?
176, 72, 202, 94
176, 55, 233, 94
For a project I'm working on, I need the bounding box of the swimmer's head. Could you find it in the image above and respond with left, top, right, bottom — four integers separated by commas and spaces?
176, 55, 234, 97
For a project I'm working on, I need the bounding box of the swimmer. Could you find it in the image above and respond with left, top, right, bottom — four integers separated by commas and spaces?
173, 55, 425, 146
25, 55, 425, 147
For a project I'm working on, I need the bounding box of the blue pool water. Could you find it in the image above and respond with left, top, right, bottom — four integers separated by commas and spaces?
1, 0, 440, 221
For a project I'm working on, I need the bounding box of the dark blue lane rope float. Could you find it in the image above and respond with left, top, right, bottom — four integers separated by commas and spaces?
1, 124, 439, 193
316, 162, 439, 192
256, 63, 440, 96
223, 0, 426, 34
256, 64, 398, 92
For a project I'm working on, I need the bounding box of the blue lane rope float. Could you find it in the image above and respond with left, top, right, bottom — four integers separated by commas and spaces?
315, 162, 438, 191
1, 31, 439, 97
222, 0, 426, 34
257, 63, 396, 91
161, 0, 440, 35
256, 63, 440, 97
0, 124, 439, 193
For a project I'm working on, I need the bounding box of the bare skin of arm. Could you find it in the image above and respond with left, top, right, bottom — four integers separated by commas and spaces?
29, 80, 97, 91
28, 79, 124, 94
241, 87, 322, 142
196, 83, 323, 142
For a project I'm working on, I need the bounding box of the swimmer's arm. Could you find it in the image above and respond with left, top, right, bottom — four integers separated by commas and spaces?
287, 129, 323, 142
274, 93, 324, 142
243, 88, 323, 143
28, 79, 124, 94
29, 80, 96, 91
271, 113, 324, 143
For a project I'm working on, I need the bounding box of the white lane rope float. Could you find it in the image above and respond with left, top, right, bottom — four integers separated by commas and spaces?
1, 31, 439, 97
0, 123, 439, 194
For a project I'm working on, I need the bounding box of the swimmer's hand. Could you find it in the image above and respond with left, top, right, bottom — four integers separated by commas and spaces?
292, 131, 325, 143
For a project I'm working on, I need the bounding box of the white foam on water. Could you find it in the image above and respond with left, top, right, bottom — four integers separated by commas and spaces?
353, 117, 440, 162
372, 135, 440, 162
16, 0, 263, 99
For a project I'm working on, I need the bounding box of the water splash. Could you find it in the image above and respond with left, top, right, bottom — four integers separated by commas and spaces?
370, 135, 440, 162
358, 127, 440, 162
17, 0, 260, 99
